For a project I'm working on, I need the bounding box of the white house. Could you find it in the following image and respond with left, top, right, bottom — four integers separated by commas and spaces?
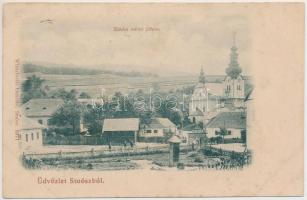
18, 116, 45, 149
22, 99, 64, 127
206, 111, 246, 140
139, 118, 176, 138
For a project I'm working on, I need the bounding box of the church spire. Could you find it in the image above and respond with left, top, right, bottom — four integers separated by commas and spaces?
226, 32, 242, 79
199, 67, 206, 84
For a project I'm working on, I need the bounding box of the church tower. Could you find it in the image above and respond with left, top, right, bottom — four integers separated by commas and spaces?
223, 33, 245, 108
189, 67, 208, 124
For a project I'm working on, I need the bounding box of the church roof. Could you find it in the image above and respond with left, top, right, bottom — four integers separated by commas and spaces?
244, 88, 254, 102
194, 82, 206, 89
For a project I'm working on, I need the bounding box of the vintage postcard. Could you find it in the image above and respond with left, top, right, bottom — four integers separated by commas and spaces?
2, 3, 304, 198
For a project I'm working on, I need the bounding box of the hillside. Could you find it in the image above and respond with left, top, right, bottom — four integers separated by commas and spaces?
23, 63, 158, 77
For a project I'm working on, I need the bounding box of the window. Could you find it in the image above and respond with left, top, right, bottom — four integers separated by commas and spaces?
37, 132, 39, 139
146, 130, 152, 133
26, 134, 28, 142
154, 130, 158, 133
226, 85, 231, 92
237, 85, 241, 90
38, 119, 43, 124
227, 130, 232, 135
31, 133, 34, 140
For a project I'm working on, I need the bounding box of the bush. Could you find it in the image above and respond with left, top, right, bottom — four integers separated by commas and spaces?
177, 162, 185, 170
194, 156, 204, 163
188, 152, 198, 158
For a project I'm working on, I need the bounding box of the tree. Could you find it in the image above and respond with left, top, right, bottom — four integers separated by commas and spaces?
111, 92, 136, 118
241, 129, 246, 144
79, 92, 91, 99
198, 121, 204, 129
169, 110, 183, 127
49, 101, 82, 135
156, 98, 183, 127
51, 88, 77, 101
22, 75, 47, 103
83, 104, 105, 135
151, 82, 160, 92
183, 115, 192, 127
216, 127, 228, 144
138, 110, 154, 125
183, 85, 195, 95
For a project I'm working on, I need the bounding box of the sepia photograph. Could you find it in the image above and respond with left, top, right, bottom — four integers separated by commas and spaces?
2, 3, 304, 198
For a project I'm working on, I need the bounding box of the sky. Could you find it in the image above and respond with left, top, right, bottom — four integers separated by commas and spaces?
20, 4, 251, 76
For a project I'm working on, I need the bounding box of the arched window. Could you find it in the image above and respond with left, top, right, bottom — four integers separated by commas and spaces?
193, 117, 196, 123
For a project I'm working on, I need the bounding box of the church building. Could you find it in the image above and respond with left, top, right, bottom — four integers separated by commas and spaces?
188, 68, 208, 124
223, 35, 245, 108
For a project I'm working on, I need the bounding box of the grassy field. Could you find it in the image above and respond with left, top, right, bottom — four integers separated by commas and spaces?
37, 151, 223, 171
23, 72, 252, 97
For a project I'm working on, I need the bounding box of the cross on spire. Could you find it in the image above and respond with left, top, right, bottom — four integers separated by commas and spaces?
233, 31, 237, 46
199, 67, 206, 84
225, 32, 242, 79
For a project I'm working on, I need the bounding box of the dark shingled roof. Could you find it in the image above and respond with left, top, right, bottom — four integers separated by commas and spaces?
206, 112, 246, 129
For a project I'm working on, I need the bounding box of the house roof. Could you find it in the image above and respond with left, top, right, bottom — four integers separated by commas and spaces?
244, 88, 254, 102
103, 118, 140, 132
206, 112, 246, 129
189, 107, 204, 116
22, 99, 64, 117
18, 116, 45, 130
144, 118, 176, 129
182, 123, 203, 131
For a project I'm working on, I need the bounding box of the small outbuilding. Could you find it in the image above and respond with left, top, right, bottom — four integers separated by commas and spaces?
102, 118, 140, 146
168, 135, 181, 167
